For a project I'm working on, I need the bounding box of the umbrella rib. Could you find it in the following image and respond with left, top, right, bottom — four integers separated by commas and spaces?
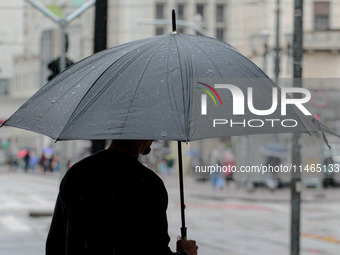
46, 36, 159, 90
34, 47, 124, 100
192, 36, 272, 85
181, 36, 225, 141
56, 40, 163, 140
173, 35, 192, 141
52, 39, 158, 102
118, 38, 169, 138
25, 43, 149, 138
184, 37, 225, 79
35, 49, 143, 140
196, 37, 315, 132
289, 105, 314, 134
190, 36, 285, 117
171, 36, 190, 141
202, 38, 277, 92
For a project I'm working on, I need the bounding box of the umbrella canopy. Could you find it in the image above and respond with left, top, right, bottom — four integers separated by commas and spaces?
1, 34, 326, 142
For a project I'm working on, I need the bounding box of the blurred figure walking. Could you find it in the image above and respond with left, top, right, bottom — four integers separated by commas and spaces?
23, 150, 30, 172
208, 148, 224, 190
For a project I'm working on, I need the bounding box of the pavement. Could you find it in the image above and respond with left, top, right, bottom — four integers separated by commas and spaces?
162, 174, 340, 255
162, 174, 340, 203
1, 166, 340, 255
1, 164, 340, 204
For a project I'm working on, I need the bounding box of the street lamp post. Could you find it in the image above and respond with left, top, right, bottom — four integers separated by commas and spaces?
260, 0, 293, 84
274, 0, 281, 86
291, 0, 304, 254
260, 30, 292, 82
261, 30, 270, 74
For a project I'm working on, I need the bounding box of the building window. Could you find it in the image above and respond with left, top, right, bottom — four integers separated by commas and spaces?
0, 79, 10, 95
177, 3, 185, 20
216, 4, 224, 22
156, 3, 165, 19
216, 28, 224, 41
196, 4, 205, 21
177, 27, 185, 33
314, 1, 330, 30
155, 27, 165, 36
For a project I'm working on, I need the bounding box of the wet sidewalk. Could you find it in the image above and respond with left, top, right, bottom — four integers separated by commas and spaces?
1, 165, 339, 203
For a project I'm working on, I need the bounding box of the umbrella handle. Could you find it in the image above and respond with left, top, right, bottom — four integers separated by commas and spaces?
177, 141, 187, 239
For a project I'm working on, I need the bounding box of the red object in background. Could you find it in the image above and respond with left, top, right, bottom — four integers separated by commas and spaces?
18, 149, 28, 158
313, 114, 320, 120
0, 119, 6, 125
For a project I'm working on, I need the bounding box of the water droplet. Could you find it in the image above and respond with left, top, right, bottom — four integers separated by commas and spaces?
161, 131, 167, 137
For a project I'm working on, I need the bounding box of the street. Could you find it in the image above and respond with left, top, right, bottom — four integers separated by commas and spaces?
0, 168, 340, 255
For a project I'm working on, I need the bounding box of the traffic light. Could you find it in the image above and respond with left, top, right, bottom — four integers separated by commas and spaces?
47, 57, 74, 81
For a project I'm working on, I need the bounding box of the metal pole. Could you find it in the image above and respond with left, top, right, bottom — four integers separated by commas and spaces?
263, 39, 268, 74
291, 0, 303, 254
274, 0, 281, 86
65, 0, 96, 23
94, 0, 108, 53
25, 0, 60, 23
91, 0, 108, 154
59, 22, 67, 177
59, 22, 67, 73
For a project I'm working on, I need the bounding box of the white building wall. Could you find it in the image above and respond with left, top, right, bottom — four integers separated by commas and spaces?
0, 0, 24, 80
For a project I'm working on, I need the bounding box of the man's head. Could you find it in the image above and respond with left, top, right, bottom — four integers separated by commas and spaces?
139, 140, 153, 155
108, 140, 153, 158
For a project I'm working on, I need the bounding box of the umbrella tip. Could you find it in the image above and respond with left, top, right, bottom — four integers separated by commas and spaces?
172, 9, 177, 34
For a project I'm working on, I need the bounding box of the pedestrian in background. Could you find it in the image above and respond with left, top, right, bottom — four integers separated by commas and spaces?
209, 147, 224, 190
165, 154, 174, 176
39, 153, 47, 172
23, 150, 30, 172
29, 152, 39, 172
220, 147, 236, 187
265, 156, 281, 191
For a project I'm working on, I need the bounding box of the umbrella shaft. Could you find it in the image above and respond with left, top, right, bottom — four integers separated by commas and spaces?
177, 141, 187, 239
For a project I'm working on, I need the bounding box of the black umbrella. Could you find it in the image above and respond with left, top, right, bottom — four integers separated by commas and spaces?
1, 10, 334, 238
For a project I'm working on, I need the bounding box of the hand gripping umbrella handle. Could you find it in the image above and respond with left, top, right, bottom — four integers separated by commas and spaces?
177, 141, 187, 239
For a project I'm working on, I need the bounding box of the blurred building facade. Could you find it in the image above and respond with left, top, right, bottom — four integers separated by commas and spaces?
247, 0, 340, 79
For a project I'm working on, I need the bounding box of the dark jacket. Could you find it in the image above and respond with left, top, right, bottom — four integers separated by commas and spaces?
46, 149, 186, 255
